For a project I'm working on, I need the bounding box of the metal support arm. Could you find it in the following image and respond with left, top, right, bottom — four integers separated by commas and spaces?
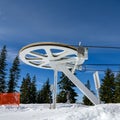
53, 69, 57, 109
58, 65, 99, 105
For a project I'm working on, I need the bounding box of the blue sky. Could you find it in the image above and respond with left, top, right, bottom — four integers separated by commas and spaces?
0, 0, 120, 102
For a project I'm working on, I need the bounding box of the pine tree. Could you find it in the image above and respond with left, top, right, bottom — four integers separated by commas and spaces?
114, 71, 120, 103
82, 80, 93, 105
0, 45, 7, 93
100, 69, 115, 103
37, 79, 52, 103
20, 73, 31, 103
57, 73, 78, 103
7, 56, 20, 92
29, 75, 37, 103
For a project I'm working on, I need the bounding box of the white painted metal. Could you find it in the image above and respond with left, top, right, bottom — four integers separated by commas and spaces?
58, 65, 99, 105
93, 71, 101, 104
93, 71, 101, 89
50, 84, 54, 92
53, 69, 57, 109
19, 42, 87, 70
19, 42, 99, 107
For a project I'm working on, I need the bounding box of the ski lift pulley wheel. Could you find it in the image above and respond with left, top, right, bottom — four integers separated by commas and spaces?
19, 42, 87, 70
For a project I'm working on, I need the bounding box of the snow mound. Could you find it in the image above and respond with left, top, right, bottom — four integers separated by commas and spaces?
0, 103, 120, 120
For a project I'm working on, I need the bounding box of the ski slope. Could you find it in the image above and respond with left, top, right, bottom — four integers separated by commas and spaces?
0, 103, 120, 120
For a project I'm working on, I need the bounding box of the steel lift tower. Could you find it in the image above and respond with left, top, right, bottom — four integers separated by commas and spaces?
19, 42, 100, 108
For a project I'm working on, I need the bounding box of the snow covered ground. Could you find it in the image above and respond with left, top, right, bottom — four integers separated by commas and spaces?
0, 103, 120, 120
